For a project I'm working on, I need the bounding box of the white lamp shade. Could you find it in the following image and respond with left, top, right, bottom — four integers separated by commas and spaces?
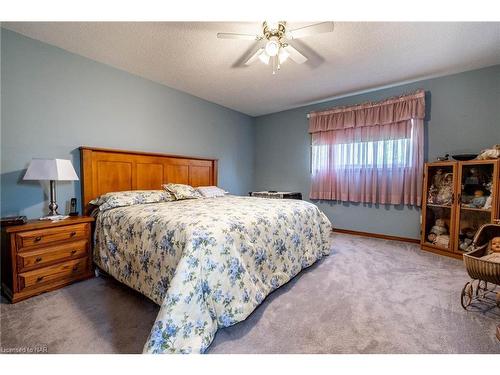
23, 158, 79, 181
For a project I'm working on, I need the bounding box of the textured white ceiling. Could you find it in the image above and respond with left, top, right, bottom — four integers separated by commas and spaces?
3, 22, 500, 116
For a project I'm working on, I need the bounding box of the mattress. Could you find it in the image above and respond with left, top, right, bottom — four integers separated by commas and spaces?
93, 195, 332, 353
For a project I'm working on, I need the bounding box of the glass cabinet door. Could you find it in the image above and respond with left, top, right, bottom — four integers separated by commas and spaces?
423, 163, 456, 252
455, 161, 497, 253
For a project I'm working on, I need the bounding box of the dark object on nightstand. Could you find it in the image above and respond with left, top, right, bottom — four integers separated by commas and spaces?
1, 216, 94, 303
1, 216, 27, 226
69, 198, 79, 216
249, 191, 302, 200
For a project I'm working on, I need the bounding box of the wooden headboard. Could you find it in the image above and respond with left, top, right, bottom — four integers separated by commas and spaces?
80, 146, 218, 214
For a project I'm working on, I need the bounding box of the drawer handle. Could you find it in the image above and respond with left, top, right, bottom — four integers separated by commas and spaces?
72, 266, 79, 272
70, 250, 77, 255
34, 236, 42, 242
69, 231, 77, 237
36, 276, 44, 283
35, 257, 43, 263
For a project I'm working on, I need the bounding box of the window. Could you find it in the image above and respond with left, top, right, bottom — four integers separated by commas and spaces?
312, 128, 414, 174
308, 91, 425, 205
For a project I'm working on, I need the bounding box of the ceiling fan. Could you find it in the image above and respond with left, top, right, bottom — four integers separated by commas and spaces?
217, 21, 334, 74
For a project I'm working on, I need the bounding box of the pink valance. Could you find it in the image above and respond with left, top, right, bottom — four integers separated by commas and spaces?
308, 90, 425, 133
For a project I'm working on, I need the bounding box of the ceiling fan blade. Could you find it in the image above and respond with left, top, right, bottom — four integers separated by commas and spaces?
244, 47, 264, 65
284, 45, 308, 64
288, 22, 334, 39
217, 32, 260, 41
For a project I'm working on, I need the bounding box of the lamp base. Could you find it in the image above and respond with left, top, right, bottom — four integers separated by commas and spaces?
48, 180, 60, 216
47, 206, 60, 217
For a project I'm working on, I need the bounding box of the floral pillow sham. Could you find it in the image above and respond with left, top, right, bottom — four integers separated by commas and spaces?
196, 186, 228, 198
162, 183, 202, 200
90, 190, 174, 212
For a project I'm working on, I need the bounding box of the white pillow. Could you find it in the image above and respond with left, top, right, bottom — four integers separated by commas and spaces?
196, 186, 228, 198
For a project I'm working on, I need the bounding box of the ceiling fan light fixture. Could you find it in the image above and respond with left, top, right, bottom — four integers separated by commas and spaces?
266, 21, 280, 31
219, 20, 333, 73
258, 51, 270, 64
265, 38, 280, 57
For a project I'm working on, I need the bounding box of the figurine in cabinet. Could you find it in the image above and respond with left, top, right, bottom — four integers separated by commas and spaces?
459, 238, 473, 251
432, 169, 445, 189
483, 182, 493, 210
434, 234, 450, 248
436, 173, 454, 205
427, 218, 450, 248
427, 186, 438, 204
421, 160, 500, 258
459, 227, 476, 251
427, 233, 437, 243
430, 218, 448, 236
427, 169, 445, 204
465, 190, 487, 208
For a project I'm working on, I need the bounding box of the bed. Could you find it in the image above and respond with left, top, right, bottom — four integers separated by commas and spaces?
80, 147, 332, 354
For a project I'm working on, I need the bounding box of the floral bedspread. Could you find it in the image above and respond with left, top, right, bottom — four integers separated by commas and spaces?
94, 196, 332, 353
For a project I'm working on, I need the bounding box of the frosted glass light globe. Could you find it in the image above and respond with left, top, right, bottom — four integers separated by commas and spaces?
265, 39, 280, 57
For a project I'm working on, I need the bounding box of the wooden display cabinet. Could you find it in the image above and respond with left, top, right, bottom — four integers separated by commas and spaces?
421, 160, 499, 259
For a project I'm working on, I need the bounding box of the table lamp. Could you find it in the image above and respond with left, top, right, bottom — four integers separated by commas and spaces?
23, 158, 79, 217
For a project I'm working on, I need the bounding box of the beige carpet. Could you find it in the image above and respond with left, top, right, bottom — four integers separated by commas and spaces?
1, 233, 499, 354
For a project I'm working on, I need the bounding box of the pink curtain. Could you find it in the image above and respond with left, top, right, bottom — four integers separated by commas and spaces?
309, 90, 425, 206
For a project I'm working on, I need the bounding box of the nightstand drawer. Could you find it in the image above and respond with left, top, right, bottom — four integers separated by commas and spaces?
17, 240, 89, 272
18, 258, 89, 290
16, 223, 89, 250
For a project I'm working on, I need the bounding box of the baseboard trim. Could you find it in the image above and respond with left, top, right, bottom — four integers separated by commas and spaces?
332, 228, 420, 244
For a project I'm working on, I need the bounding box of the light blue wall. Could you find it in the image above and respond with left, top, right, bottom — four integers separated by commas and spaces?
1, 29, 254, 218
254, 65, 500, 239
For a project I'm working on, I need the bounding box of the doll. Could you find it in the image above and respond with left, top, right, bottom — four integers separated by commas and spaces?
482, 237, 500, 262
459, 227, 476, 252
459, 238, 473, 251
477, 144, 500, 160
436, 173, 453, 205
434, 234, 450, 249
427, 186, 438, 204
467, 190, 487, 208
483, 182, 493, 210
464, 168, 480, 185
483, 196, 493, 210
431, 169, 445, 189
430, 218, 448, 236
461, 227, 476, 240
490, 237, 500, 253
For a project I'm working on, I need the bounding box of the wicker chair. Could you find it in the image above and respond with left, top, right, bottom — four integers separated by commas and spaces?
461, 222, 500, 309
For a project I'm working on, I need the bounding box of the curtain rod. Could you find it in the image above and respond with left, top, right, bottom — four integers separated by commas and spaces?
306, 89, 424, 119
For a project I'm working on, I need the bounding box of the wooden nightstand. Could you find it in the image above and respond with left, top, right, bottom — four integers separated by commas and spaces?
1, 216, 94, 303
